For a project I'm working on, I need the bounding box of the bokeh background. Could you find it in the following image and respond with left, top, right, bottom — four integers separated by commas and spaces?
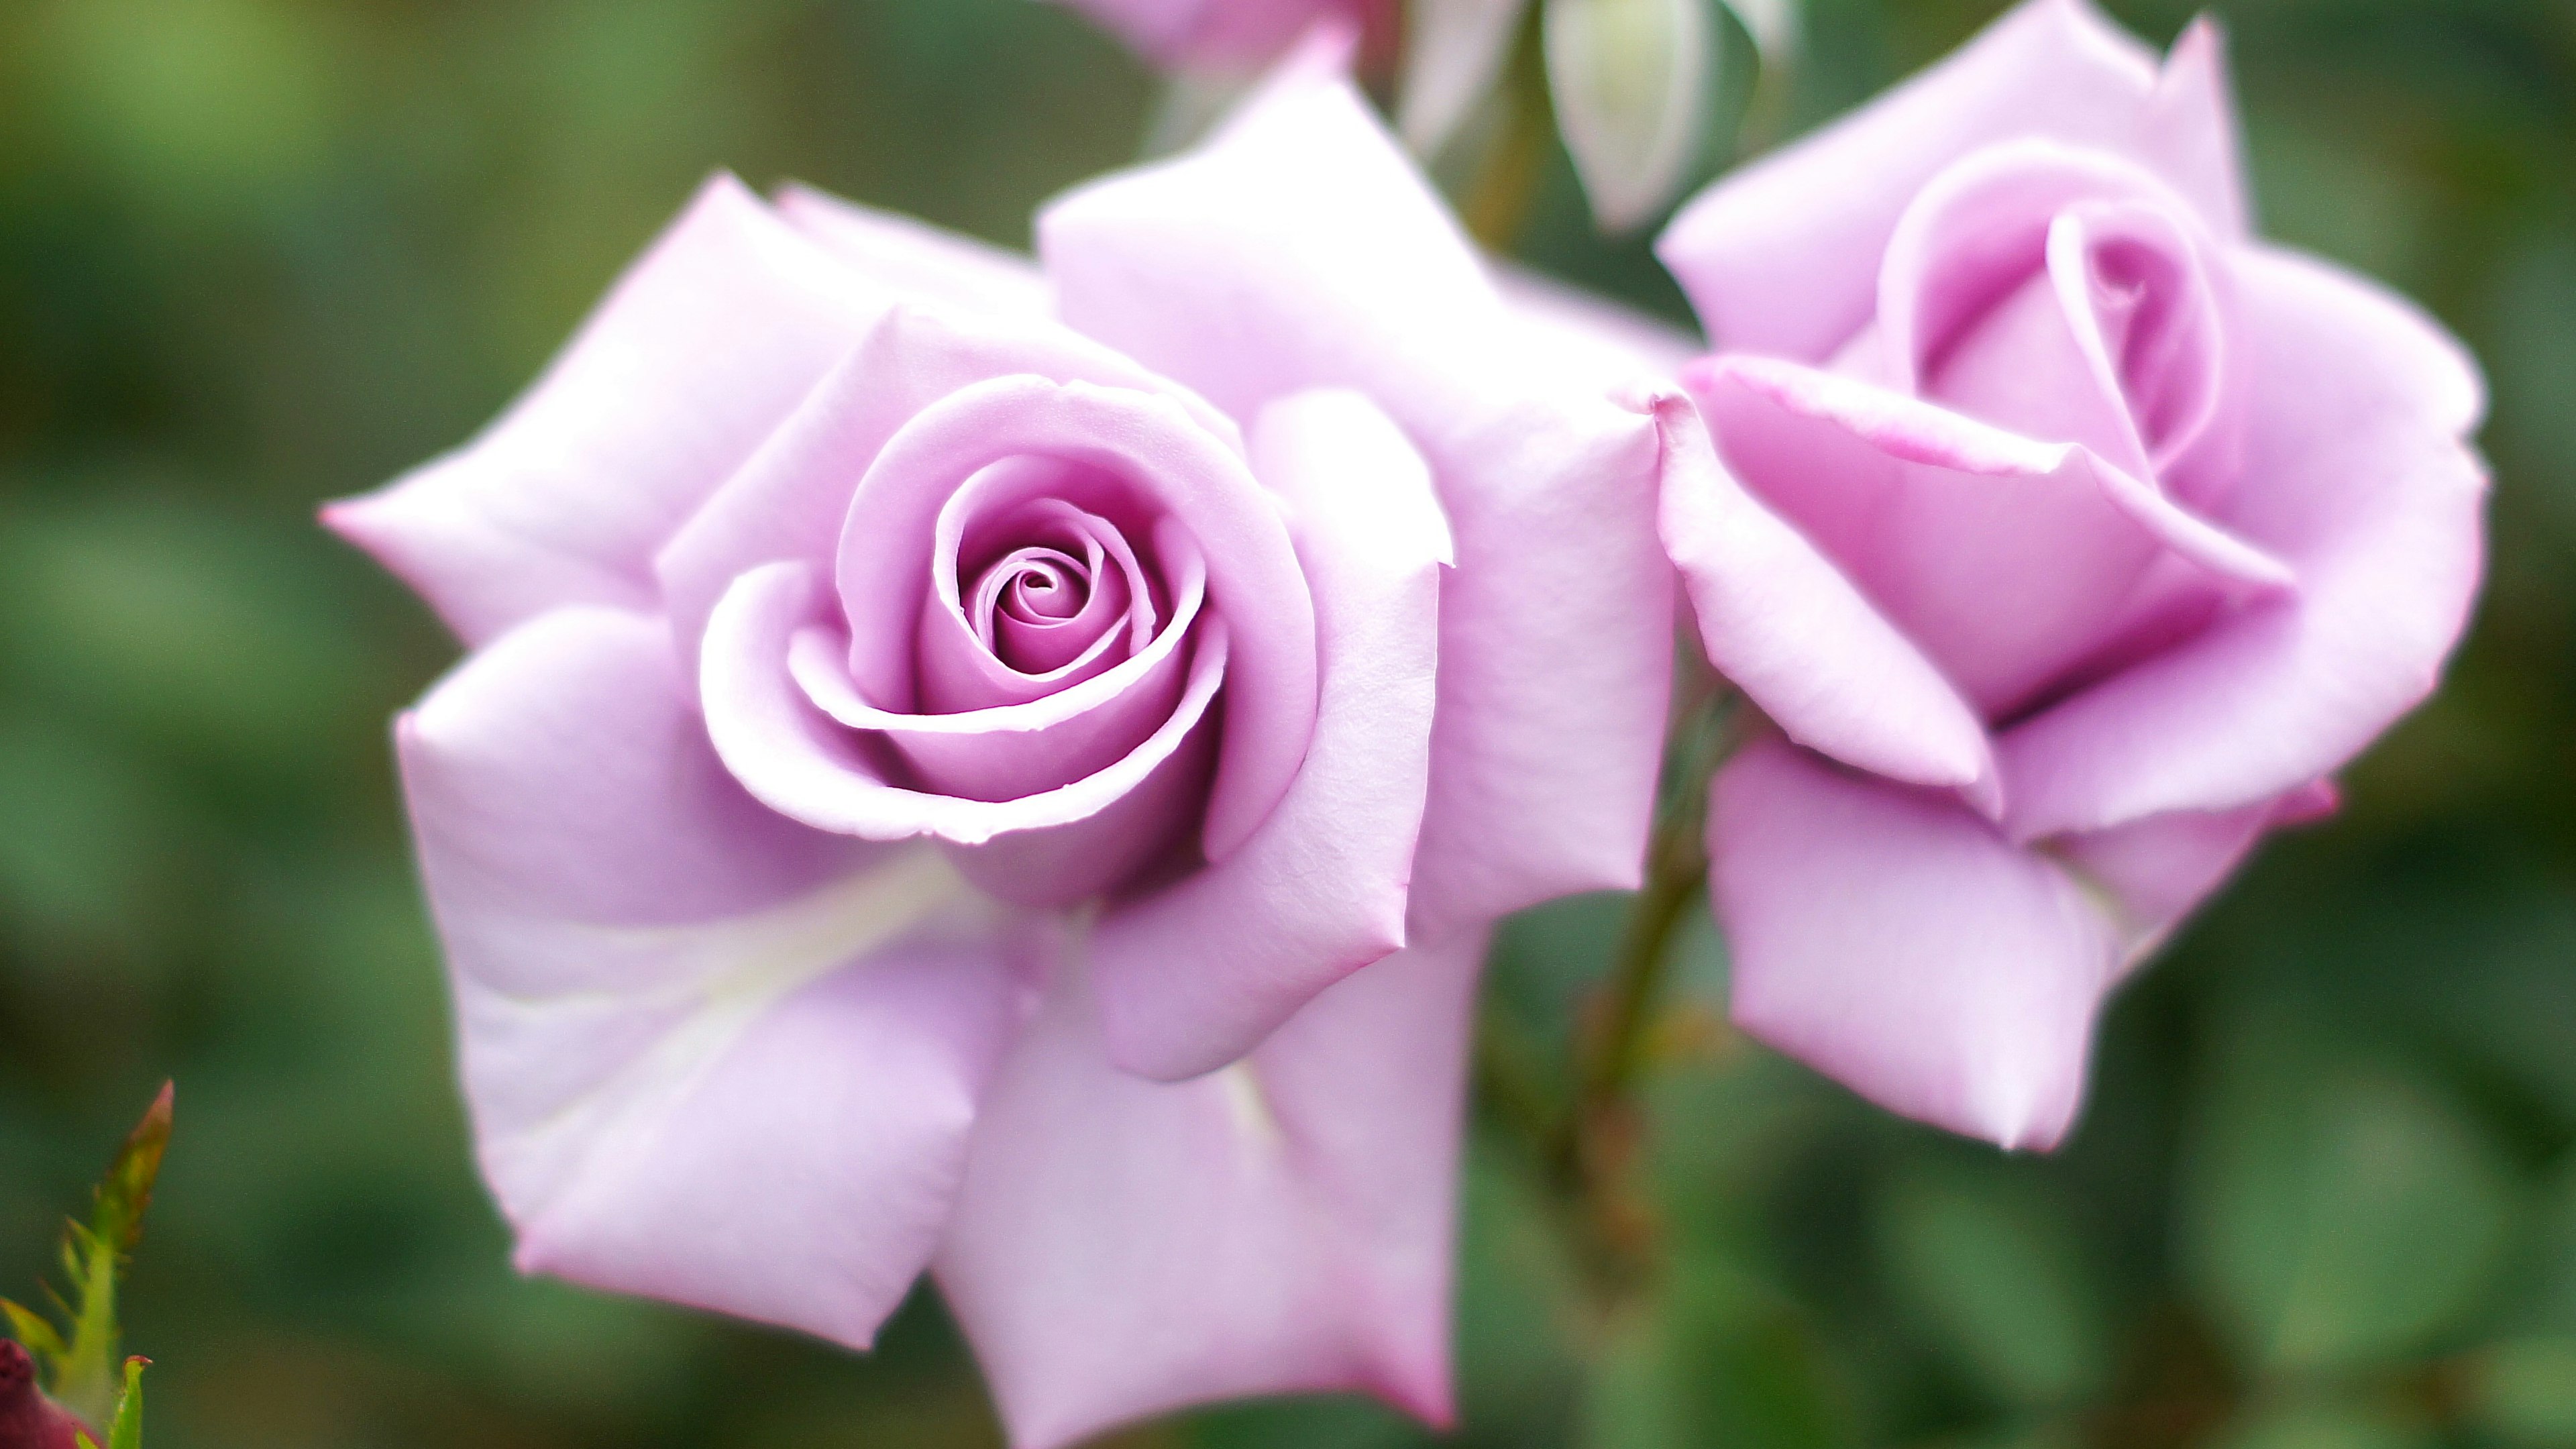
0, 0, 2570, 1444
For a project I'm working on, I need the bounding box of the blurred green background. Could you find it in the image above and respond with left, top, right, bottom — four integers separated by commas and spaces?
0, 0, 2569, 1445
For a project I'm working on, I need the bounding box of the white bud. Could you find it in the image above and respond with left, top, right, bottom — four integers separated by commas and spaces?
1544, 0, 1712, 232
1397, 0, 1533, 158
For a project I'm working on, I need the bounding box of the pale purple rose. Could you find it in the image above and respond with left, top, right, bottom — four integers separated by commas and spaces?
325, 45, 1676, 1449
1652, 0, 2487, 1148
1054, 0, 1393, 66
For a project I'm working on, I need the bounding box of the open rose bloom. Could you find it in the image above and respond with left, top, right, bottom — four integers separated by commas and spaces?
1654, 0, 2487, 1148
325, 42, 1676, 1449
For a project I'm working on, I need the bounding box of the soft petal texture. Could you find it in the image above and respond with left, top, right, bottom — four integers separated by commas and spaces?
1092, 390, 1448, 1080
2052, 777, 2337, 967
654, 304, 1239, 670
831, 374, 1315, 858
1040, 57, 1672, 934
1688, 354, 2290, 719
1650, 385, 1995, 798
396, 604, 1024, 1346
1656, 0, 2243, 359
773, 184, 1052, 319
325, 175, 888, 644
1714, 737, 2337, 1148
700, 561, 1228, 871
1492, 261, 1703, 391
938, 927, 1487, 1449
1996, 246, 2487, 839
1711, 737, 2112, 1149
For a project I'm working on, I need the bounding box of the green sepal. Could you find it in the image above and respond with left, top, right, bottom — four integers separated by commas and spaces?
105, 1356, 145, 1449
16, 1084, 172, 1428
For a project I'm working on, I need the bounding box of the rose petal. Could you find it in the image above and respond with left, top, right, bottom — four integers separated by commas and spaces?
833, 375, 1315, 858
653, 304, 1241, 671
396, 604, 1024, 1347
323, 176, 887, 644
1654, 0, 2242, 360
1873, 140, 2230, 483
773, 183, 1053, 319
937, 927, 1485, 1449
2052, 780, 2336, 969
1093, 390, 1448, 1080
792, 525, 1210, 806
1040, 58, 1673, 932
1491, 260, 1704, 392
1690, 355, 2290, 719
917, 467, 1163, 713
1711, 737, 2113, 1149
1996, 246, 2487, 839
1649, 387, 1996, 801
700, 561, 1228, 899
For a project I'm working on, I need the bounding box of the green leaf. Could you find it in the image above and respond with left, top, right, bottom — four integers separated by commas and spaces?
2185, 1039, 2516, 1373
1877, 1156, 2108, 1407
1, 1298, 66, 1362
18, 1085, 173, 1428
90, 1083, 174, 1257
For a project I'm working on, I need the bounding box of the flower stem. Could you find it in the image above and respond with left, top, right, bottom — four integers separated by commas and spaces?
1460, 10, 1556, 252
1550, 666, 1735, 1294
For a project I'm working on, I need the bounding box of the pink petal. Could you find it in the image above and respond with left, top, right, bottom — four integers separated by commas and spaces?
790, 524, 1209, 806
1690, 355, 2289, 720
698, 561, 1228, 906
2053, 780, 2337, 969
1040, 57, 1673, 932
1872, 140, 2233, 485
1654, 0, 2243, 360
831, 376, 1314, 861
1491, 260, 1704, 391
1997, 246, 2487, 839
1093, 390, 1448, 1080
773, 183, 1052, 319
1711, 737, 2116, 1149
394, 604, 1025, 1347
1650, 386, 1996, 802
937, 927, 1487, 1449
653, 305, 1238, 672
322, 176, 886, 643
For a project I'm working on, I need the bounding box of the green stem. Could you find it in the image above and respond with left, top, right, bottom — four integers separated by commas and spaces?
1549, 667, 1735, 1295
1460, 9, 1554, 252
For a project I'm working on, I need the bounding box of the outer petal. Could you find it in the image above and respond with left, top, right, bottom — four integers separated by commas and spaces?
936, 928, 1487, 1449
1711, 737, 2114, 1149
1492, 261, 1703, 392
1654, 0, 2241, 360
2053, 777, 2339, 968
324, 176, 888, 643
1996, 246, 2487, 839
1041, 58, 1672, 933
1690, 354, 2290, 719
1092, 390, 1448, 1080
396, 606, 1025, 1346
773, 183, 1053, 319
1649, 386, 1996, 801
